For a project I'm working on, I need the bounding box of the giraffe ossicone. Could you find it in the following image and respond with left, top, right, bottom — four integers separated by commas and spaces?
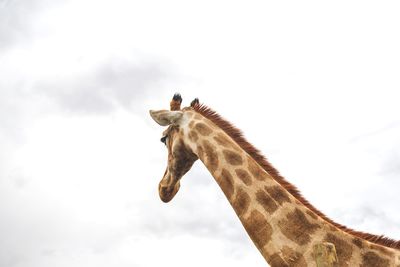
149, 94, 400, 267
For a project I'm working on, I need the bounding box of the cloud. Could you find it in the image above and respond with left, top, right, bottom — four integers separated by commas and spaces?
0, 57, 172, 145
349, 120, 400, 144
0, 0, 62, 51
0, 0, 33, 50
380, 152, 400, 179
33, 59, 170, 114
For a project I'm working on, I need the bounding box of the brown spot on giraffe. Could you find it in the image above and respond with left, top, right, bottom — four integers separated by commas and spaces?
189, 120, 195, 128
223, 150, 243, 166
213, 133, 233, 148
247, 156, 266, 181
235, 168, 252, 186
195, 123, 213, 136
324, 233, 353, 266
362, 251, 390, 267
233, 188, 250, 217
305, 209, 318, 220
188, 131, 199, 142
329, 225, 338, 232
281, 246, 307, 267
256, 189, 278, 214
269, 253, 289, 267
352, 238, 363, 248
197, 145, 204, 160
279, 208, 320, 246
265, 185, 291, 205
244, 210, 273, 249
219, 169, 234, 200
371, 244, 394, 257
201, 140, 219, 173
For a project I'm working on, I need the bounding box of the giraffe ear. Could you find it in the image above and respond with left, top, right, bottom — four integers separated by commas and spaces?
149, 110, 183, 126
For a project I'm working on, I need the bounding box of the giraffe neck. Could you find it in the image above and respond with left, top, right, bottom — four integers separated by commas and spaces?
186, 112, 400, 267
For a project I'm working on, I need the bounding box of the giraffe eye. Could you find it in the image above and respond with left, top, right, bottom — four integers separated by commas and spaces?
160, 136, 167, 145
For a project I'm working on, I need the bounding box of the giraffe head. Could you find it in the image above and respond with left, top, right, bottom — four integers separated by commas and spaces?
149, 94, 198, 202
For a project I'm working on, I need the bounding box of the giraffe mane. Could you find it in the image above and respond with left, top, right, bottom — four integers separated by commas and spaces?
192, 102, 400, 250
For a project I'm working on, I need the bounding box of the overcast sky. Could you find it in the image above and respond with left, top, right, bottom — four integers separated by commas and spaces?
1, 1, 400, 266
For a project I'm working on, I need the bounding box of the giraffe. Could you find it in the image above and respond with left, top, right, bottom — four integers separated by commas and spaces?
149, 94, 400, 267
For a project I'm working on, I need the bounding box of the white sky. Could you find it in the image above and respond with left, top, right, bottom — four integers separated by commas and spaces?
1, 1, 400, 266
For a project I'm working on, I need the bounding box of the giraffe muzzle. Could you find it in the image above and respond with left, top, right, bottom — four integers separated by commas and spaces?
158, 170, 181, 203
158, 180, 180, 203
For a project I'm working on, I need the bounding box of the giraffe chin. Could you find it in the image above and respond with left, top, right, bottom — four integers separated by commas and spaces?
158, 180, 181, 203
